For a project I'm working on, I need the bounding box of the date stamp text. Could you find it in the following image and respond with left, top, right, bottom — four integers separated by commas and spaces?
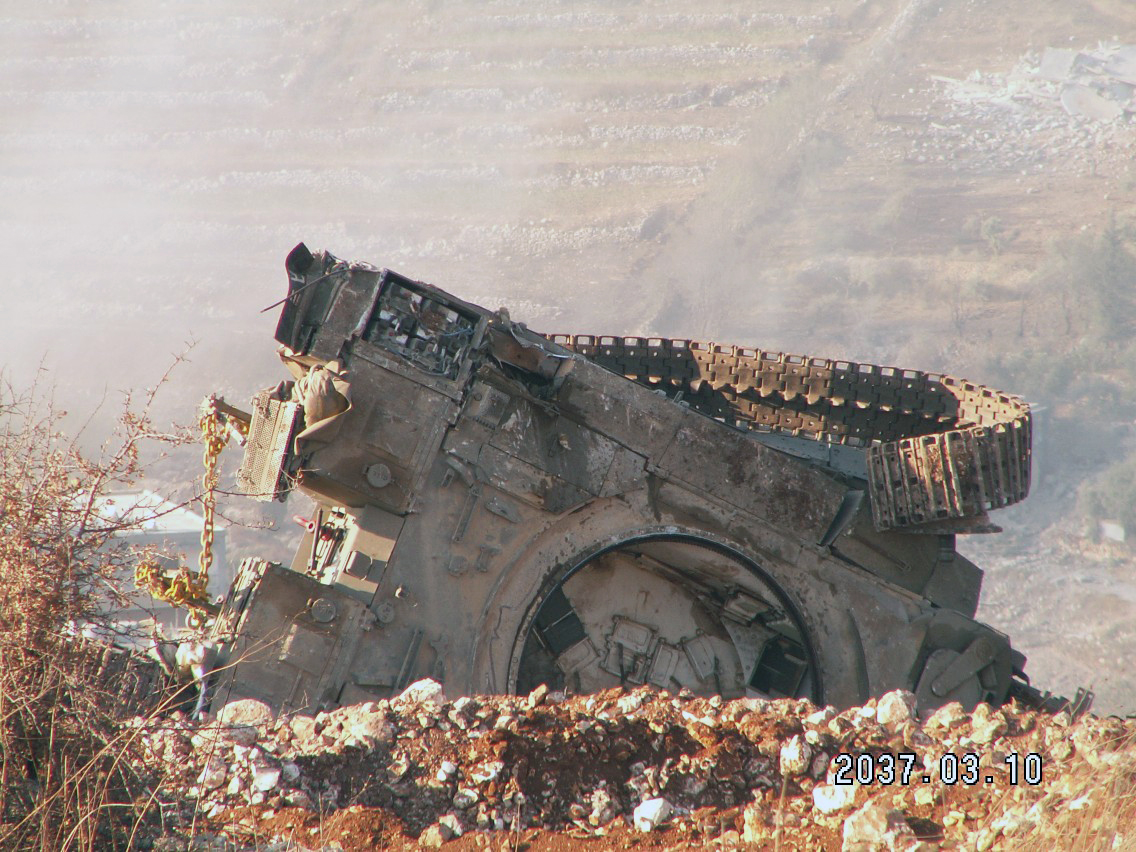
832, 752, 1044, 786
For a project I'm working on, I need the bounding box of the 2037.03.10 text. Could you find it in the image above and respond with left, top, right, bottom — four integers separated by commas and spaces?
833, 751, 1044, 787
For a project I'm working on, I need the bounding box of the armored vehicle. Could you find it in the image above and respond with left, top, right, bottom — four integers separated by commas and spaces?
207, 243, 1055, 717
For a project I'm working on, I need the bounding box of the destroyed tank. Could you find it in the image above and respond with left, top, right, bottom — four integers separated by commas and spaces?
206, 243, 1062, 718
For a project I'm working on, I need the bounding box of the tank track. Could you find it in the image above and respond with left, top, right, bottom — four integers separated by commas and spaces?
548, 335, 1030, 532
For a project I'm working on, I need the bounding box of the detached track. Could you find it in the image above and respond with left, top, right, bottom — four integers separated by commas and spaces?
554, 334, 1030, 530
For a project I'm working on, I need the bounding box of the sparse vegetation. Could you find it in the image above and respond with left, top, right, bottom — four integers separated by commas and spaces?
969, 221, 1136, 542
0, 376, 184, 850
871, 187, 916, 246
1010, 729, 1136, 852
1033, 216, 1136, 343
1079, 451, 1136, 544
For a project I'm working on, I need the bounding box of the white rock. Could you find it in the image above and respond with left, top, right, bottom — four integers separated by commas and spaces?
991, 811, 1028, 836
189, 725, 225, 751
437, 760, 458, 782
196, 759, 227, 791
287, 714, 319, 744
217, 699, 274, 729
452, 697, 475, 714
388, 758, 410, 779
438, 813, 463, 837
617, 692, 645, 714
779, 735, 811, 777
925, 701, 968, 730
251, 765, 281, 792
395, 678, 447, 708
741, 801, 765, 844
589, 787, 618, 826
971, 719, 1006, 744
470, 761, 504, 783
875, 690, 917, 731
969, 706, 1007, 744
350, 715, 396, 747
494, 715, 515, 730
1068, 794, 1092, 811
842, 799, 915, 851
285, 789, 316, 810
222, 724, 258, 747
527, 683, 549, 707
807, 707, 837, 726
453, 788, 479, 809
418, 824, 447, 847
812, 782, 857, 814
633, 797, 672, 832
281, 761, 301, 782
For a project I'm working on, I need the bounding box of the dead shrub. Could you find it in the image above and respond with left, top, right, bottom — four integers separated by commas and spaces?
0, 374, 188, 850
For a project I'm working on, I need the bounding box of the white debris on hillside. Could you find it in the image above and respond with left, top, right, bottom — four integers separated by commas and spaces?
937, 44, 1136, 121
909, 44, 1136, 175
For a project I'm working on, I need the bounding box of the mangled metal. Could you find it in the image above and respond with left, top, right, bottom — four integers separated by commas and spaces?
205, 243, 1072, 719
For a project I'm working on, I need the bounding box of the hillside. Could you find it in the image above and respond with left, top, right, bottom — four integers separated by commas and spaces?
2, 0, 1136, 712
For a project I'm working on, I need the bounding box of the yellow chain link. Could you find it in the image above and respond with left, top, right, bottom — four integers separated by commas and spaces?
133, 400, 233, 625
199, 406, 228, 583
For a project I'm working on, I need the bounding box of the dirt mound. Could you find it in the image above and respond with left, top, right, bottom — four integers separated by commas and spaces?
141, 681, 1136, 851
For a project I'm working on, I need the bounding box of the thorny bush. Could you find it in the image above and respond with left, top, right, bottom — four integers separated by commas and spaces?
0, 375, 189, 851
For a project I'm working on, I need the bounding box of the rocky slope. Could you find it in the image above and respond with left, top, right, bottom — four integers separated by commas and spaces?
140, 681, 1136, 851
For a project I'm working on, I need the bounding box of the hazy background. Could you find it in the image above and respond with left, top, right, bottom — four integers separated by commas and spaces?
4, 0, 1135, 711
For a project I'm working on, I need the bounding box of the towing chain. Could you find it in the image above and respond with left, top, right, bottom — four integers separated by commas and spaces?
198, 402, 229, 586
550, 335, 1031, 531
133, 399, 243, 625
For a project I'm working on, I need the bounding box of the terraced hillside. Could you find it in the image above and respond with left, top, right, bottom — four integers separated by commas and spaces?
5, 0, 1134, 381
2, 1, 817, 398
3, 0, 1136, 711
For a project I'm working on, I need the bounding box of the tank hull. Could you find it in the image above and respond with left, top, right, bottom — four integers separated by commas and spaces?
209, 244, 1038, 717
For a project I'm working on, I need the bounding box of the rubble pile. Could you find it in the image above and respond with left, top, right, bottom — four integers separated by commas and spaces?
141, 681, 1136, 851
905, 44, 1136, 175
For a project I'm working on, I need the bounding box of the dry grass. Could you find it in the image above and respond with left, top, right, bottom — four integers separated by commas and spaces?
0, 373, 188, 851
1008, 729, 1136, 852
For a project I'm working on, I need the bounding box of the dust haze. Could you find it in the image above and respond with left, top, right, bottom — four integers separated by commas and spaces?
4, 0, 1136, 711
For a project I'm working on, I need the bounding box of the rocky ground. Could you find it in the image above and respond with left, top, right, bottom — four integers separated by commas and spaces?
4, 1, 1136, 715
139, 680, 1136, 851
